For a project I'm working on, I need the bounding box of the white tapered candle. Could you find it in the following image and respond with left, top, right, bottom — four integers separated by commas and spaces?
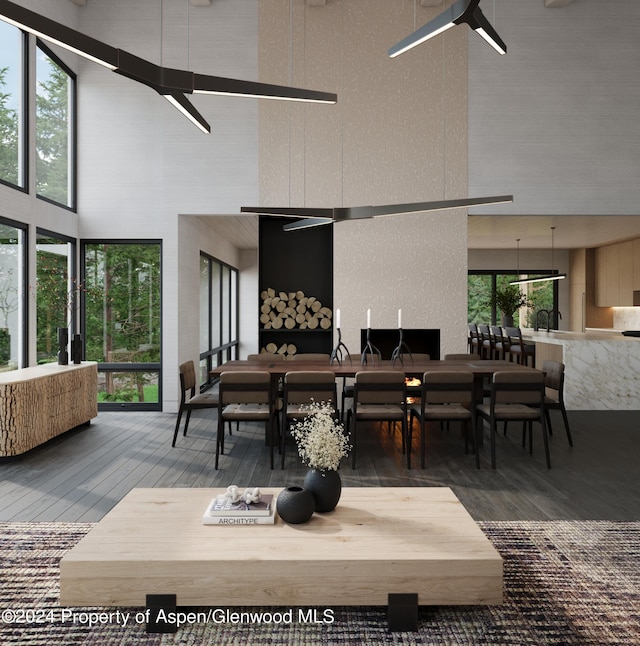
336, 308, 341, 329
367, 308, 371, 328
398, 309, 402, 328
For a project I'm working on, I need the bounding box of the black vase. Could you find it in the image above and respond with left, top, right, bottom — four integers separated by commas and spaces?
71, 334, 83, 364
303, 469, 342, 513
276, 487, 315, 524
57, 327, 69, 365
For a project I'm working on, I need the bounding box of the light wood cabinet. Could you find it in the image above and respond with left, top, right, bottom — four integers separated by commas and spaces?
0, 362, 98, 457
595, 239, 636, 306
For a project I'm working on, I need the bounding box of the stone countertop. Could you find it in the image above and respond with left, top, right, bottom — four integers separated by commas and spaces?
521, 329, 635, 343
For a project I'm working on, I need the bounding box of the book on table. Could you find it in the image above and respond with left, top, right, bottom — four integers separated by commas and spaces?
202, 494, 275, 525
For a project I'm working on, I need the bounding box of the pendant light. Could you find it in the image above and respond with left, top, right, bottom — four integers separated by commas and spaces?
510, 227, 567, 286
388, 0, 506, 59
0, 0, 337, 134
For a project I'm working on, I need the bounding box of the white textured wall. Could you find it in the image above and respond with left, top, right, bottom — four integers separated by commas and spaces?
74, 0, 259, 411
468, 0, 640, 216
259, 0, 469, 358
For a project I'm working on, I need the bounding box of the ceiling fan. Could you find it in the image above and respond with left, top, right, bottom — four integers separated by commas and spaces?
241, 195, 513, 231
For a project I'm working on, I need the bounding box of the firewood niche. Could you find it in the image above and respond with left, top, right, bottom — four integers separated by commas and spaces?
259, 288, 332, 357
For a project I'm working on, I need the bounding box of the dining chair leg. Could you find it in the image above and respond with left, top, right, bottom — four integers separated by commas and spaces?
405, 416, 412, 469
490, 415, 497, 469
172, 408, 184, 447
560, 406, 573, 446
541, 412, 551, 469
184, 410, 192, 436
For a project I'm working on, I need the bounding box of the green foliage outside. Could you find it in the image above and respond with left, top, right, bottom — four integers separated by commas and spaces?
85, 243, 161, 403
0, 66, 19, 186
468, 273, 554, 327
36, 247, 68, 363
36, 52, 71, 206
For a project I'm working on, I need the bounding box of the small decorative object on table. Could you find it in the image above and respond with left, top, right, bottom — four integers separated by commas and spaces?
202, 486, 275, 525
276, 486, 315, 524
291, 402, 351, 512
57, 327, 69, 365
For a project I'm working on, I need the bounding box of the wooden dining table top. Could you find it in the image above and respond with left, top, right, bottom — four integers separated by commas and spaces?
210, 358, 541, 379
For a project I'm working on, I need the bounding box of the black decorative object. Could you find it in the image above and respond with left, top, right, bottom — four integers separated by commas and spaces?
330, 327, 350, 366
361, 327, 382, 365
71, 334, 83, 365
276, 487, 315, 524
391, 328, 413, 365
57, 327, 69, 365
303, 469, 341, 513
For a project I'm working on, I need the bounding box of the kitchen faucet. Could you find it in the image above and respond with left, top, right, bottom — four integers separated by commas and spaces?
547, 309, 562, 332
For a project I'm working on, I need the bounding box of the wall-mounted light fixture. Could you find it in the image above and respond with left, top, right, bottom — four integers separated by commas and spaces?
388, 0, 506, 58
510, 227, 567, 285
0, 0, 337, 133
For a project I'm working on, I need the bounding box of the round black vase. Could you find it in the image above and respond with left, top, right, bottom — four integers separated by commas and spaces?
303, 469, 342, 513
57, 327, 69, 365
276, 487, 315, 524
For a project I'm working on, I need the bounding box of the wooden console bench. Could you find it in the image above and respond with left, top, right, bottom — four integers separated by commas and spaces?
60, 487, 503, 611
0, 362, 98, 457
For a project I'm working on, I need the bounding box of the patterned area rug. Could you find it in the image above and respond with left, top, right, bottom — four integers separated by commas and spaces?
0, 521, 638, 645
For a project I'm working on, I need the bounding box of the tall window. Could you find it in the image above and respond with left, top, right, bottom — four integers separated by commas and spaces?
200, 253, 238, 389
36, 42, 75, 209
468, 271, 557, 328
0, 218, 26, 370
36, 230, 75, 364
82, 241, 161, 410
0, 22, 26, 189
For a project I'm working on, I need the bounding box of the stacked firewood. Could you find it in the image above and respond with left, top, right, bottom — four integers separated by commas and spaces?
259, 288, 332, 358
259, 288, 332, 331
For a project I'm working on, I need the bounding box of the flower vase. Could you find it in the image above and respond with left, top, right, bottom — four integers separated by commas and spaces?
276, 486, 315, 524
303, 469, 342, 513
71, 334, 83, 364
57, 327, 69, 365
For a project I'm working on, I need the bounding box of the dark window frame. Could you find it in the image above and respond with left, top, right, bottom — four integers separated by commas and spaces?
80, 238, 162, 411
200, 252, 238, 391
468, 269, 559, 327
0, 26, 28, 193
35, 39, 77, 212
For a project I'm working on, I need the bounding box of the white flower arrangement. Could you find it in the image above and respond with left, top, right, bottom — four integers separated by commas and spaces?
290, 401, 351, 472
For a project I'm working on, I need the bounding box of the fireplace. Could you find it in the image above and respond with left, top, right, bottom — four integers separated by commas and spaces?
359, 329, 441, 360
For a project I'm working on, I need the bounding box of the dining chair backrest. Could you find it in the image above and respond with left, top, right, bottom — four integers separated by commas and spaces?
354, 371, 406, 405
407, 353, 431, 362
179, 360, 197, 396
283, 371, 337, 406
491, 371, 544, 405
504, 326, 523, 344
422, 371, 474, 405
542, 360, 565, 397
219, 371, 271, 405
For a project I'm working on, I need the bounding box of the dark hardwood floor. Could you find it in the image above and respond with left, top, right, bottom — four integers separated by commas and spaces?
1, 408, 639, 522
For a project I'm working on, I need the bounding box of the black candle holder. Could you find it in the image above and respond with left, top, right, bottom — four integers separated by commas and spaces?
330, 328, 351, 366
361, 327, 382, 364
391, 328, 413, 365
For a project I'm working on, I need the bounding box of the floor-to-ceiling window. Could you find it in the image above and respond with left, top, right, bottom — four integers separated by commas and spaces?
0, 22, 26, 190
82, 241, 161, 410
36, 41, 76, 210
0, 217, 26, 370
35, 230, 75, 364
468, 271, 557, 328
200, 253, 238, 389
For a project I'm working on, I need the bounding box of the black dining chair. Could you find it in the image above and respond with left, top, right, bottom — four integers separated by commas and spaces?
172, 360, 219, 447
542, 360, 573, 446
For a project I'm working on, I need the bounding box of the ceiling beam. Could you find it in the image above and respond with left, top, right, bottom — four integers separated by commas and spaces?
544, 0, 575, 7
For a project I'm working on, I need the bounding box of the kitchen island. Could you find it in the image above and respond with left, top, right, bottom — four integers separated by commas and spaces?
522, 330, 640, 410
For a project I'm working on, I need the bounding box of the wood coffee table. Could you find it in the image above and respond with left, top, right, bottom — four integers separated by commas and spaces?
60, 487, 502, 617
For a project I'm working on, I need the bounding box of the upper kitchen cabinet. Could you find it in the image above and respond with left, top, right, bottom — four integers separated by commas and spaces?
595, 240, 636, 307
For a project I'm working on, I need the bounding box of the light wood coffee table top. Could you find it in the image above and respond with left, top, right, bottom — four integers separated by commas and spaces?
60, 487, 503, 607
